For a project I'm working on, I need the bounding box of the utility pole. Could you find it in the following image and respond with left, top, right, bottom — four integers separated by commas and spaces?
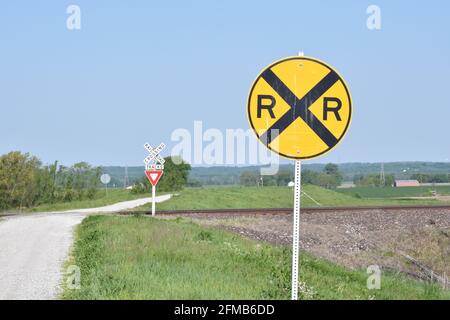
124, 166, 129, 188
380, 163, 385, 187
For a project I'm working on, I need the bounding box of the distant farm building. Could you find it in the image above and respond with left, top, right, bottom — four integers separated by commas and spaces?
338, 181, 355, 188
394, 180, 420, 187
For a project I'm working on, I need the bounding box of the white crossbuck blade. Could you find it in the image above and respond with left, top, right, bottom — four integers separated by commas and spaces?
143, 143, 166, 170
144, 143, 166, 164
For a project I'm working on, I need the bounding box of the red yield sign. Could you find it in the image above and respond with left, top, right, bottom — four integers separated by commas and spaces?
145, 170, 163, 187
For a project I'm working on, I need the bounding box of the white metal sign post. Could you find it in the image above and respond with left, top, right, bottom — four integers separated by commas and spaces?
151, 179, 156, 215
291, 52, 304, 301
291, 160, 301, 300
143, 143, 166, 216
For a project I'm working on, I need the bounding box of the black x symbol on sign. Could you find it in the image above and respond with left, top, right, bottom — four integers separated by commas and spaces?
258, 69, 340, 147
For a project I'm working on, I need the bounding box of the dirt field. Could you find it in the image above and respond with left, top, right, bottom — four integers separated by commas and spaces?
172, 207, 450, 286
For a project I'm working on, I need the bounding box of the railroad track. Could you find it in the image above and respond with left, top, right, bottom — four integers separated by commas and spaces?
3, 204, 450, 218
124, 204, 450, 217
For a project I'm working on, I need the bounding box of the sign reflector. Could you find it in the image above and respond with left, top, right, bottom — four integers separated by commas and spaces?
145, 170, 163, 187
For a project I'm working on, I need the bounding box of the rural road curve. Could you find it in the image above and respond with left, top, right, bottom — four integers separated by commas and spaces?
0, 194, 171, 300
56, 194, 172, 214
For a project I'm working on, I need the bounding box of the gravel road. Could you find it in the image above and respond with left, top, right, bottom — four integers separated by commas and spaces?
0, 194, 171, 300
0, 213, 85, 299
49, 194, 172, 214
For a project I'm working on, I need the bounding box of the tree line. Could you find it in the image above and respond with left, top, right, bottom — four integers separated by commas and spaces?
352, 173, 450, 187
353, 174, 395, 187
410, 173, 450, 183
0, 152, 193, 210
239, 163, 343, 189
0, 151, 101, 210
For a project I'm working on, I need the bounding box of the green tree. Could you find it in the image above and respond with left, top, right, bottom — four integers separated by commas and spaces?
319, 163, 342, 188
239, 171, 259, 186
0, 151, 41, 209
0, 151, 104, 209
276, 170, 293, 186
315, 173, 339, 189
132, 157, 191, 193
324, 163, 339, 175
353, 173, 395, 187
35, 160, 58, 204
302, 170, 319, 185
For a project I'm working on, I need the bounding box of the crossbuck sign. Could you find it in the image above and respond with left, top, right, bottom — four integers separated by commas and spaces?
144, 143, 166, 170
143, 142, 166, 216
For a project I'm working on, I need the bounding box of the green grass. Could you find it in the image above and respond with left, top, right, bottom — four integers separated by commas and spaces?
26, 185, 450, 214
30, 189, 150, 212
64, 215, 450, 300
148, 185, 446, 211
159, 186, 295, 210
335, 186, 450, 199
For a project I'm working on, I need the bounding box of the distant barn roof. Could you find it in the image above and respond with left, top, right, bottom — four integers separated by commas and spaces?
394, 180, 420, 187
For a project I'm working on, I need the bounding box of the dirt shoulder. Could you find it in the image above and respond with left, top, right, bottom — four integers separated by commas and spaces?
173, 207, 450, 284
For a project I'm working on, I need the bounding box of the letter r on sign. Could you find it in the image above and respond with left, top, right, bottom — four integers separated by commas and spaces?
323, 97, 342, 121
257, 95, 276, 118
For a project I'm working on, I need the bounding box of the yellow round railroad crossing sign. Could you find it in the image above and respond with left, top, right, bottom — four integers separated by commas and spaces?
247, 56, 352, 160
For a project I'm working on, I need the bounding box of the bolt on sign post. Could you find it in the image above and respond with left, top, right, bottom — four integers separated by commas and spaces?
247, 55, 352, 300
143, 142, 166, 216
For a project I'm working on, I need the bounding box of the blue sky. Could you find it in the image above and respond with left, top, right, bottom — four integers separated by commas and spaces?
1, 1, 449, 166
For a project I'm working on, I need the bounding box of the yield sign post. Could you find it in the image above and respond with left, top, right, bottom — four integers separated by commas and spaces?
143, 143, 166, 216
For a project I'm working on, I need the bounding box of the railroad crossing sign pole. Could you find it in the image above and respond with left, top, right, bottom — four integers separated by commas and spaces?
291, 52, 304, 301
143, 143, 166, 217
247, 53, 352, 300
292, 160, 301, 299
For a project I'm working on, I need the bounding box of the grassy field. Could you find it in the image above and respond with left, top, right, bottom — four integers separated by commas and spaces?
146, 185, 446, 212
22, 185, 450, 214
30, 189, 150, 212
64, 215, 450, 300
335, 186, 450, 199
